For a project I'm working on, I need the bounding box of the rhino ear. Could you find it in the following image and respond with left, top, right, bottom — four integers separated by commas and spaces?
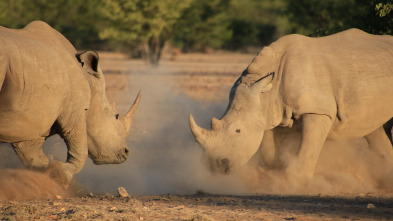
76, 50, 102, 78
250, 72, 274, 94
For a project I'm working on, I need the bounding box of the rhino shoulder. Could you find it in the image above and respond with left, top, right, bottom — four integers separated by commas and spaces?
332, 28, 369, 38
21, 21, 77, 55
341, 28, 366, 35
23, 20, 53, 31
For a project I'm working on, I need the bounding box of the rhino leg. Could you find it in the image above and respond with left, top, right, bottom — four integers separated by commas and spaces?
286, 114, 332, 180
256, 129, 276, 168
365, 126, 393, 161
365, 126, 393, 186
257, 129, 286, 170
11, 138, 48, 171
49, 112, 88, 187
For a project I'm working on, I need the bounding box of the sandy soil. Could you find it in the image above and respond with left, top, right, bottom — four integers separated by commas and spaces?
1, 51, 393, 220
2, 192, 393, 220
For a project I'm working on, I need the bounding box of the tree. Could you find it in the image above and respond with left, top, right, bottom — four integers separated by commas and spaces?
376, 2, 393, 17
285, 0, 360, 36
100, 0, 192, 65
357, 0, 392, 35
0, 0, 104, 49
224, 0, 288, 50
171, 0, 232, 52
285, 0, 392, 36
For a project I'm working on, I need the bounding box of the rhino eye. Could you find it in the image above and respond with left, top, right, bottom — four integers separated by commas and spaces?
115, 114, 119, 120
236, 129, 241, 133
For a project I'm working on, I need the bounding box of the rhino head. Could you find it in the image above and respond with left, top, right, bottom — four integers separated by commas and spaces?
77, 51, 141, 165
189, 47, 282, 173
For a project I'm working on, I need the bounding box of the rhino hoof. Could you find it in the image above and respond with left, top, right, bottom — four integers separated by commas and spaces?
46, 162, 73, 188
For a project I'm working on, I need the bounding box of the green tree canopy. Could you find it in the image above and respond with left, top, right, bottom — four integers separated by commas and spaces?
285, 0, 392, 36
224, 0, 287, 50
0, 0, 103, 49
0, 0, 391, 65
171, 0, 232, 52
100, 0, 192, 65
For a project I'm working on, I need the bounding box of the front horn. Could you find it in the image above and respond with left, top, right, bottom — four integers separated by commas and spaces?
189, 114, 211, 147
121, 91, 142, 134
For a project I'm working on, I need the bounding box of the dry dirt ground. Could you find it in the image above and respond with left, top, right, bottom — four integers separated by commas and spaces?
1, 52, 393, 220
2, 193, 393, 220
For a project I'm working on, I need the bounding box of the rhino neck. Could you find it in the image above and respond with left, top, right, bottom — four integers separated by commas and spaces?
269, 52, 294, 129
84, 76, 110, 120
263, 50, 286, 130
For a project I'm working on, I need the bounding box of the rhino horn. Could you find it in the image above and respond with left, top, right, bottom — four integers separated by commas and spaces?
189, 114, 211, 148
121, 91, 142, 134
211, 117, 223, 130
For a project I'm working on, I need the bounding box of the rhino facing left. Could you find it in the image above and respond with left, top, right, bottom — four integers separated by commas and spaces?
0, 21, 141, 187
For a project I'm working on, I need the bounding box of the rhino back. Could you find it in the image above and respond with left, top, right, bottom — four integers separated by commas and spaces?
276, 30, 393, 138
0, 22, 89, 142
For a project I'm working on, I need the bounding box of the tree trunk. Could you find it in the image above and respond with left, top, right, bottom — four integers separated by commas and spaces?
144, 36, 166, 66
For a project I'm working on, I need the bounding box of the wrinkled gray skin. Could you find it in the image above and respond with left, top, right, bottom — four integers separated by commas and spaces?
0, 21, 141, 187
190, 29, 393, 180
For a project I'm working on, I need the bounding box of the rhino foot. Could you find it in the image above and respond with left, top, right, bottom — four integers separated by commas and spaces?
46, 162, 73, 188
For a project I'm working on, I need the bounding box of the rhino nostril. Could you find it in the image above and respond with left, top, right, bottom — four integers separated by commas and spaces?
124, 147, 130, 156
220, 158, 230, 172
221, 158, 229, 166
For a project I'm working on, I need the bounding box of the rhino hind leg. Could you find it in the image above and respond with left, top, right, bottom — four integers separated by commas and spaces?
11, 138, 48, 171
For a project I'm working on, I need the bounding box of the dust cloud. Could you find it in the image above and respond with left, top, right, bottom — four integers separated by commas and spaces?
0, 66, 247, 198
0, 169, 65, 200
76, 65, 393, 196
0, 143, 66, 200
241, 127, 393, 195
73, 68, 248, 195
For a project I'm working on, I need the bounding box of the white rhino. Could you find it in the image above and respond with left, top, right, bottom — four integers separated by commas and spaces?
0, 21, 141, 186
190, 29, 393, 180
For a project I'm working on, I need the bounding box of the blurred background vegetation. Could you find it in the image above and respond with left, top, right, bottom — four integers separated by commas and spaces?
0, 0, 391, 65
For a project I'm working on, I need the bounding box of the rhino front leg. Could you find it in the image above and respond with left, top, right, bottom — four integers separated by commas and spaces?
286, 114, 332, 180
258, 129, 286, 169
365, 126, 393, 181
366, 126, 393, 160
12, 138, 48, 170
48, 114, 88, 187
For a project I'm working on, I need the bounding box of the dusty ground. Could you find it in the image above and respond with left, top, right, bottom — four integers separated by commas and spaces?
2, 192, 393, 220
1, 51, 393, 220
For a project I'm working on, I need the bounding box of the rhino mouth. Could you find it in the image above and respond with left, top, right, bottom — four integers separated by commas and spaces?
91, 156, 127, 165
89, 147, 130, 165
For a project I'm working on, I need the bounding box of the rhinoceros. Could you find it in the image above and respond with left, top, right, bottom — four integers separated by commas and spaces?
190, 29, 393, 180
0, 21, 141, 186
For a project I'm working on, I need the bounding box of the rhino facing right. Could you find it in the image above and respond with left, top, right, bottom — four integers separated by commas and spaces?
190, 29, 393, 182
0, 21, 141, 187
